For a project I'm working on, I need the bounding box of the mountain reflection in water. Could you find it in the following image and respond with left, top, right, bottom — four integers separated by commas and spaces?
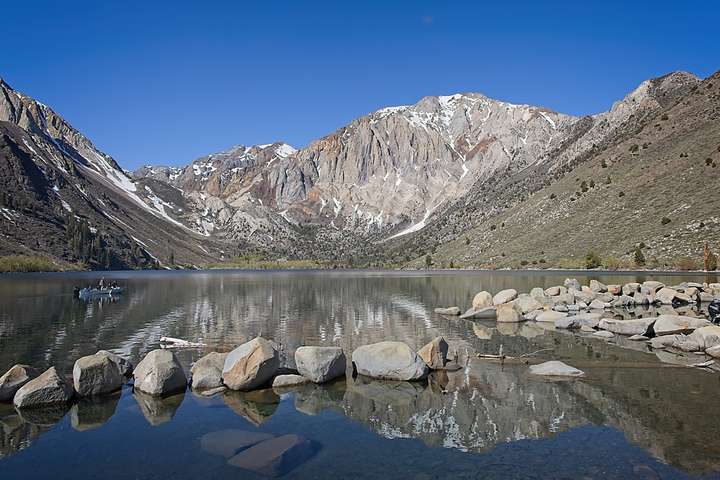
2, 270, 720, 478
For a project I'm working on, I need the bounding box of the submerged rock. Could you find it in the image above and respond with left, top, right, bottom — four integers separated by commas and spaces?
191, 352, 228, 390
352, 341, 428, 381
222, 338, 279, 391
133, 349, 187, 396
201, 429, 274, 458
459, 306, 496, 319
434, 306, 461, 315
0, 365, 36, 402
529, 361, 584, 377
227, 434, 318, 476
295, 346, 346, 383
73, 351, 125, 397
417, 336, 449, 369
14, 367, 73, 408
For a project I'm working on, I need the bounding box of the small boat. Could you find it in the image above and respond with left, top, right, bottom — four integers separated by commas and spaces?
78, 286, 124, 299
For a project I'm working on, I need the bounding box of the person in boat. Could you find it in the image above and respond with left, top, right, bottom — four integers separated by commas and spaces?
99, 277, 106, 289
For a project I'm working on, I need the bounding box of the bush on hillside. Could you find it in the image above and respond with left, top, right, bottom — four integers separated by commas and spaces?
585, 250, 601, 269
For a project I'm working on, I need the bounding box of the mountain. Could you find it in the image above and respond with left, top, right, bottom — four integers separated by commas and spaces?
0, 70, 716, 270
0, 78, 224, 269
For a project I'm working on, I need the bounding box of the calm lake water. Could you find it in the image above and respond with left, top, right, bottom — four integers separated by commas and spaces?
1, 269, 720, 479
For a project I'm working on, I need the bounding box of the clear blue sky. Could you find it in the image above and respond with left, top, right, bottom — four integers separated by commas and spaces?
2, 0, 718, 170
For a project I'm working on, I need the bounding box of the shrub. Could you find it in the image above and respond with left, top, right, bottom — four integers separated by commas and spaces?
580, 181, 588, 192
706, 158, 714, 166
424, 254, 432, 268
629, 144, 639, 153
604, 176, 611, 184
704, 243, 718, 271
0, 255, 62, 273
520, 260, 529, 266
661, 217, 671, 225
601, 159, 608, 168
549, 193, 556, 199
490, 225, 497, 231
618, 191, 625, 197
676, 256, 698, 271
585, 250, 601, 269
465, 237, 470, 245
661, 113, 669, 121
634, 246, 646, 266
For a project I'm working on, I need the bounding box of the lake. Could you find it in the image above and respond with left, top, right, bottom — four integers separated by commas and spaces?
1, 269, 720, 479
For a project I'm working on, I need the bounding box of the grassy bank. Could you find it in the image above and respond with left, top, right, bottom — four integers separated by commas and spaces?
0, 255, 65, 273
204, 256, 329, 270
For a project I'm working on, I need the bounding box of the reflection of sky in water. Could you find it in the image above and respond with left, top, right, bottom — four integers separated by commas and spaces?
1, 270, 720, 478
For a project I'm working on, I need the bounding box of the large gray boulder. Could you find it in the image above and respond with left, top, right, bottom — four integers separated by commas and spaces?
687, 325, 720, 350
352, 341, 428, 381
492, 289, 518, 305
652, 315, 711, 336
295, 346, 346, 383
0, 364, 36, 402
13, 367, 73, 408
529, 361, 584, 377
133, 349, 187, 396
96, 350, 133, 377
471, 291, 493, 309
622, 282, 640, 296
656, 288, 692, 305
222, 338, 279, 391
571, 289, 595, 305
191, 352, 228, 390
589, 280, 607, 293
73, 351, 125, 397
598, 318, 654, 335
417, 337, 449, 369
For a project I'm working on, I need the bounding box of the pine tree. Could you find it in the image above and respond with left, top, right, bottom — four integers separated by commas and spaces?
634, 246, 646, 266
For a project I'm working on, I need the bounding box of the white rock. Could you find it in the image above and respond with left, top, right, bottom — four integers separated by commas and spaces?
222, 338, 279, 391
471, 291, 493, 309
493, 289, 518, 305
529, 361, 584, 377
496, 302, 523, 323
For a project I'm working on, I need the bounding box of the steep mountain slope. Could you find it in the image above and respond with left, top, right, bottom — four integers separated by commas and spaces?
421, 72, 720, 269
0, 78, 223, 268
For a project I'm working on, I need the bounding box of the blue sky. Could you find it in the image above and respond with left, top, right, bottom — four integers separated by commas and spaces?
2, 0, 718, 170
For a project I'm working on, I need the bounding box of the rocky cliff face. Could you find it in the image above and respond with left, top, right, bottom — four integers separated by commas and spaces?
0, 69, 711, 268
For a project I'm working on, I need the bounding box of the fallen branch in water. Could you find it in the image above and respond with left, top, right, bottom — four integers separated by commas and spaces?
476, 348, 553, 361
160, 336, 206, 348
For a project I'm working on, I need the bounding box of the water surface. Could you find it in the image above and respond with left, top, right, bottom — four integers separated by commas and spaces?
1, 269, 719, 479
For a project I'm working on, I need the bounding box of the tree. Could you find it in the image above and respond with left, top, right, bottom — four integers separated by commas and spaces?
169, 250, 176, 266
634, 246, 646, 266
425, 254, 432, 269
585, 250, 601, 269
705, 243, 718, 271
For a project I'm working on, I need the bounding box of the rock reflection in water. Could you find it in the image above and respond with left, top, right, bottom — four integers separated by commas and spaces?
0, 404, 50, 460
222, 389, 279, 426
70, 392, 120, 431
134, 390, 185, 426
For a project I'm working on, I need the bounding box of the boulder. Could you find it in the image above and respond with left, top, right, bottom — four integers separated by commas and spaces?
544, 286, 561, 296
227, 434, 318, 476
434, 306, 461, 315
191, 352, 228, 390
589, 280, 607, 293
593, 330, 615, 338
706, 345, 720, 358
459, 306, 496, 319
133, 349, 187, 396
652, 315, 711, 336
634, 292, 651, 305
523, 310, 543, 321
417, 337, 449, 369
515, 294, 542, 314
571, 289, 595, 304
492, 289, 518, 305
598, 318, 654, 335
611, 295, 635, 307
73, 351, 125, 397
553, 305, 569, 312
622, 282, 640, 296
558, 312, 602, 329
295, 346, 346, 383
588, 299, 609, 310
0, 364, 36, 402
13, 367, 73, 408
471, 291, 493, 309
96, 350, 133, 378
352, 341, 428, 381
699, 292, 715, 303
536, 311, 567, 323
564, 278, 581, 291
607, 284, 622, 295
687, 325, 720, 349
580, 325, 595, 332
642, 281, 665, 293
552, 293, 575, 306
555, 316, 578, 329
649, 335, 684, 349
529, 361, 584, 377
496, 302, 523, 323
223, 338, 279, 391
272, 375, 310, 388
656, 288, 691, 305
530, 287, 546, 301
